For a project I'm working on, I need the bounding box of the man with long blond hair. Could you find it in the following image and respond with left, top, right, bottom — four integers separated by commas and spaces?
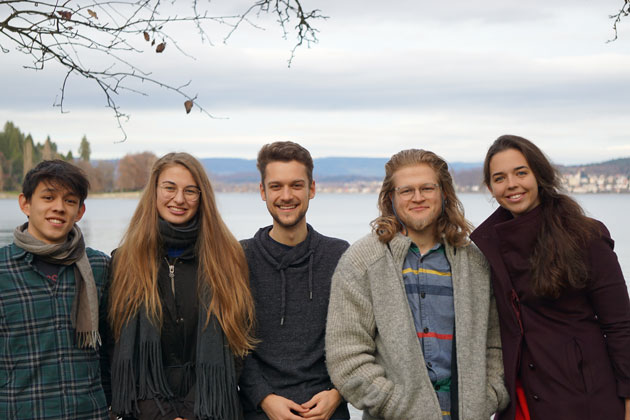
326, 149, 509, 420
239, 141, 350, 420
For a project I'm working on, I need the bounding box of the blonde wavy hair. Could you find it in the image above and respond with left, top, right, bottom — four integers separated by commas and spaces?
371, 149, 472, 247
109, 152, 256, 356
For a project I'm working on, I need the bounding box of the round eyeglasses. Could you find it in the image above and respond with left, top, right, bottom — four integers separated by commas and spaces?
159, 183, 201, 202
393, 183, 440, 200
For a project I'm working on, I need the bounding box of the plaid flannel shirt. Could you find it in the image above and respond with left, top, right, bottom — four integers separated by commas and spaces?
0, 243, 110, 420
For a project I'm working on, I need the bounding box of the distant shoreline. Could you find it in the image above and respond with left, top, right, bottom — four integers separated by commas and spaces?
0, 190, 627, 200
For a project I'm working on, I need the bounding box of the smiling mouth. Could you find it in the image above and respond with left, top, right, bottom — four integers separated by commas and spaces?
506, 193, 524, 200
168, 206, 188, 213
278, 204, 298, 210
47, 218, 65, 225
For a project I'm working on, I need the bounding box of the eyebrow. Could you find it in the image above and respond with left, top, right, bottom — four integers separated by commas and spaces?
491, 165, 528, 178
267, 179, 306, 184
160, 180, 199, 188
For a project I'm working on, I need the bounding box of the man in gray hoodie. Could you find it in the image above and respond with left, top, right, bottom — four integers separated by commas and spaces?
326, 149, 509, 420
239, 141, 350, 420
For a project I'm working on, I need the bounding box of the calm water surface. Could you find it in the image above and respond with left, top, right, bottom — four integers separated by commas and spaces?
1, 193, 628, 419
1, 193, 627, 278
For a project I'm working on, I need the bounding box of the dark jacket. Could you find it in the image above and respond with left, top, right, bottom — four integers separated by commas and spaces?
239, 225, 350, 420
112, 252, 199, 420
471, 206, 630, 420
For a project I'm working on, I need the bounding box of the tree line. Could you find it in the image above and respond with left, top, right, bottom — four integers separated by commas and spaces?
0, 121, 157, 193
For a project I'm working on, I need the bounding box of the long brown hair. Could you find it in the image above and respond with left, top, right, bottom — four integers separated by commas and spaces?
109, 152, 256, 356
371, 149, 472, 247
483, 135, 600, 298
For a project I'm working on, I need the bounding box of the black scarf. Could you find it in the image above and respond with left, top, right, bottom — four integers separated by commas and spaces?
158, 216, 198, 259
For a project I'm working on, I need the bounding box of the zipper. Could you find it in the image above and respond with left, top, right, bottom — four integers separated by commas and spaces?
165, 257, 178, 298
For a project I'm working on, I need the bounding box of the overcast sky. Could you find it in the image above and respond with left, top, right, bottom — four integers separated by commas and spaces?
1, 0, 629, 164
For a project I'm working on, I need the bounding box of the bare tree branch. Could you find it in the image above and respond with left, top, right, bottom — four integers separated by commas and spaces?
0, 0, 326, 141
609, 0, 629, 42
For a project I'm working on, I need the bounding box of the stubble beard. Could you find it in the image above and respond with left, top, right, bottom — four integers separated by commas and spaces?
270, 205, 309, 229
399, 210, 439, 236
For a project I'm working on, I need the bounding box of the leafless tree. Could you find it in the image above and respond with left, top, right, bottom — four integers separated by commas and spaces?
0, 1, 326, 139
116, 151, 156, 191
610, 0, 629, 41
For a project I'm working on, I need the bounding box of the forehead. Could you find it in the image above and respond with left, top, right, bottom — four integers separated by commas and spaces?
489, 148, 529, 172
158, 164, 197, 184
33, 179, 78, 196
392, 164, 438, 186
264, 160, 309, 183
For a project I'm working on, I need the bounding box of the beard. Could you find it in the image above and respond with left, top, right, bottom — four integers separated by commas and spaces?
270, 205, 309, 229
397, 207, 440, 237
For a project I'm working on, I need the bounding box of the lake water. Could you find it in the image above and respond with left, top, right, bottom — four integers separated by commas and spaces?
1, 193, 629, 419
1, 193, 628, 279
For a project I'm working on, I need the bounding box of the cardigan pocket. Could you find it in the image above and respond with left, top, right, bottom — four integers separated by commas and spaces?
567, 338, 589, 394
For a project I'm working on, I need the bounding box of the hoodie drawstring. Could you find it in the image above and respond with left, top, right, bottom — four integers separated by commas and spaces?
308, 253, 314, 301
278, 250, 314, 326
280, 269, 287, 326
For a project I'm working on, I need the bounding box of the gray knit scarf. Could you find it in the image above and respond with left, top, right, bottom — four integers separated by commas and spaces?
13, 222, 101, 349
111, 292, 241, 419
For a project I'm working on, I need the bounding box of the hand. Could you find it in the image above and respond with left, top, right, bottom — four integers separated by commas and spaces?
260, 394, 308, 420
625, 398, 630, 420
300, 389, 342, 420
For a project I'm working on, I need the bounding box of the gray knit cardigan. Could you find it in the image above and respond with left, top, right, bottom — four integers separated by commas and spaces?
325, 233, 509, 420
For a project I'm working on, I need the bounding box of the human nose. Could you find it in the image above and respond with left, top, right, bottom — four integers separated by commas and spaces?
506, 174, 517, 188
280, 186, 292, 201
52, 197, 65, 212
172, 187, 186, 202
410, 187, 424, 201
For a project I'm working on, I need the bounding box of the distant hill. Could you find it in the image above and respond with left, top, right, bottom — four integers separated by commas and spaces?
560, 157, 630, 176
200, 157, 482, 183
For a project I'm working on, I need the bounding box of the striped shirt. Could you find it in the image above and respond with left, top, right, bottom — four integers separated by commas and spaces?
0, 243, 110, 420
403, 242, 453, 419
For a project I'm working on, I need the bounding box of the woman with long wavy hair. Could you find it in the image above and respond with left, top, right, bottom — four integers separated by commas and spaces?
109, 152, 256, 420
471, 135, 630, 420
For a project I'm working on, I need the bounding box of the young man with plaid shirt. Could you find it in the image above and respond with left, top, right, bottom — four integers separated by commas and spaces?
0, 160, 110, 419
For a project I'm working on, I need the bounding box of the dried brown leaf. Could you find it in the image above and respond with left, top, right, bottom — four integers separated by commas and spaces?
87, 9, 98, 19
151, 39, 156, 46
156, 42, 166, 53
184, 100, 193, 114
143, 32, 150, 42
57, 10, 72, 20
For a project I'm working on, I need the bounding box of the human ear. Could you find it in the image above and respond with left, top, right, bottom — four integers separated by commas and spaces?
18, 194, 31, 217
74, 203, 86, 222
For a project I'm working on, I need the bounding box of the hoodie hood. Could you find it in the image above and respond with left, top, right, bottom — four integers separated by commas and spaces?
253, 224, 318, 325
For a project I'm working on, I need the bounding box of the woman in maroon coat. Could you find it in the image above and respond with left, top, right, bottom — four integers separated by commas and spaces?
470, 135, 630, 420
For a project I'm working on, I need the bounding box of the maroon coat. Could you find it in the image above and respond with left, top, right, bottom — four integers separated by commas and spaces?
471, 206, 630, 420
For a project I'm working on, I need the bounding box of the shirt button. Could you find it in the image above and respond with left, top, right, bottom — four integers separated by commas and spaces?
532, 395, 540, 401
423, 327, 429, 333
420, 292, 426, 298
528, 363, 535, 370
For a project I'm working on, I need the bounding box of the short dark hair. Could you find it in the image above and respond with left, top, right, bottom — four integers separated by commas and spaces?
256, 141, 314, 184
22, 159, 90, 204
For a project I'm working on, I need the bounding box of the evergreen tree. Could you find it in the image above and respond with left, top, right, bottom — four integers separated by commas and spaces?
78, 135, 91, 162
